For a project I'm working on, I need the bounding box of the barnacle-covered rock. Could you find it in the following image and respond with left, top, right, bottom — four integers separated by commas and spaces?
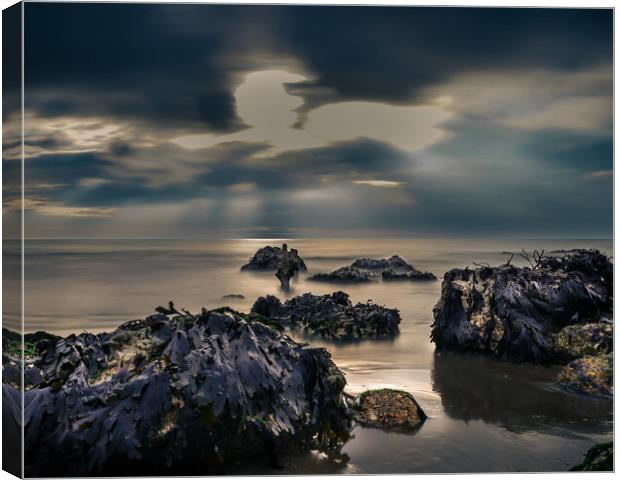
20, 308, 350, 476
353, 389, 426, 433
553, 321, 613, 361
557, 353, 613, 398
241, 243, 307, 271
252, 291, 400, 340
309, 266, 378, 283
431, 250, 613, 364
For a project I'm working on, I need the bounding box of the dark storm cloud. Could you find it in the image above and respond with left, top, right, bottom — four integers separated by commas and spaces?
24, 4, 612, 127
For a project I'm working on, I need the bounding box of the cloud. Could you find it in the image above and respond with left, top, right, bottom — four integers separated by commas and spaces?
5, 198, 117, 218
172, 70, 452, 155
353, 180, 403, 188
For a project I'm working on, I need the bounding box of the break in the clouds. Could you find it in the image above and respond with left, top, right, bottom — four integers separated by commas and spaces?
4, 4, 612, 238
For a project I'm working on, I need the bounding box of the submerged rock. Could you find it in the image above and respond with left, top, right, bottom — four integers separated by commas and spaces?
241, 244, 307, 272
351, 255, 414, 271
570, 442, 613, 471
222, 294, 245, 300
431, 249, 613, 364
18, 308, 350, 476
353, 389, 426, 433
252, 291, 400, 340
309, 266, 378, 283
557, 353, 613, 398
382, 269, 436, 281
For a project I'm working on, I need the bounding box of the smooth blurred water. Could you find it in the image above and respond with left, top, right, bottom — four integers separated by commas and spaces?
9, 238, 615, 473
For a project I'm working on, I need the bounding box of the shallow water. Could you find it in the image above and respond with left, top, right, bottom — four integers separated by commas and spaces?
9, 238, 615, 473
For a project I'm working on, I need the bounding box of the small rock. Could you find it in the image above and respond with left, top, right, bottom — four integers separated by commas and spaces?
557, 353, 613, 398
354, 389, 426, 433
309, 266, 378, 283
222, 294, 245, 300
382, 269, 436, 281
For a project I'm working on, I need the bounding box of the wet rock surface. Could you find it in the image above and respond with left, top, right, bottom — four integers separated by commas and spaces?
252, 291, 400, 340
558, 353, 613, 398
309, 266, 378, 283
11, 307, 350, 476
352, 389, 426, 433
431, 249, 613, 397
570, 442, 613, 471
241, 244, 307, 272
382, 269, 436, 281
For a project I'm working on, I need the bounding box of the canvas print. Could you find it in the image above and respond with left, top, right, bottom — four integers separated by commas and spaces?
1, 2, 614, 477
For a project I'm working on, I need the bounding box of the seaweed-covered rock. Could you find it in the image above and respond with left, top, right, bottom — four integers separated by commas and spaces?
309, 266, 378, 283
557, 353, 613, 398
431, 249, 613, 364
241, 244, 307, 271
353, 389, 426, 433
554, 320, 613, 361
252, 291, 400, 340
21, 308, 350, 476
570, 442, 613, 471
382, 269, 436, 281
276, 254, 299, 290
351, 255, 414, 271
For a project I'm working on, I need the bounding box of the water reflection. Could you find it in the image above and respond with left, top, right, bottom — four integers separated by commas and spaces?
432, 351, 612, 436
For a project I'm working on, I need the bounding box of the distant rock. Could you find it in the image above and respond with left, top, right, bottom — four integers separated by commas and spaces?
13, 307, 350, 476
309, 266, 378, 283
351, 255, 414, 271
570, 442, 613, 471
222, 293, 245, 299
252, 291, 400, 340
352, 389, 426, 433
382, 269, 436, 281
241, 243, 307, 272
275, 254, 299, 291
557, 353, 613, 398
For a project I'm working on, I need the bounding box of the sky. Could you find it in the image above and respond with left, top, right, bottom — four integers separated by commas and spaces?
2, 4, 613, 238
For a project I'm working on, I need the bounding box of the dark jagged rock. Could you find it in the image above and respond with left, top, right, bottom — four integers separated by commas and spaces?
382, 268, 436, 281
557, 353, 613, 398
570, 442, 613, 471
431, 249, 613, 364
276, 254, 299, 291
222, 294, 245, 300
241, 243, 307, 272
352, 389, 426, 433
309, 266, 378, 283
252, 291, 400, 340
15, 308, 350, 476
351, 255, 414, 271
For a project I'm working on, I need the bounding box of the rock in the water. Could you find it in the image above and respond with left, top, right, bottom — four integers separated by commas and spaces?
222, 294, 245, 299
351, 255, 414, 271
241, 243, 307, 271
382, 269, 436, 281
431, 249, 613, 364
570, 442, 613, 471
309, 266, 378, 283
252, 291, 400, 340
353, 389, 426, 433
18, 308, 350, 476
275, 254, 299, 291
557, 353, 613, 398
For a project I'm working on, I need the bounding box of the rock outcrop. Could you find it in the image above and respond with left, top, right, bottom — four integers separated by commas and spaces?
352, 389, 426, 433
276, 254, 299, 291
241, 244, 307, 272
570, 442, 613, 471
11, 307, 350, 476
252, 291, 400, 340
351, 255, 414, 271
382, 269, 436, 281
309, 266, 378, 283
431, 249, 613, 397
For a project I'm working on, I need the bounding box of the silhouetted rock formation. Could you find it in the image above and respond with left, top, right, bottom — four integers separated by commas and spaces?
252, 291, 400, 339
275, 254, 299, 290
309, 266, 378, 283
352, 389, 426, 433
431, 249, 613, 397
222, 293, 245, 299
13, 307, 350, 476
351, 255, 414, 271
241, 244, 307, 272
382, 269, 436, 281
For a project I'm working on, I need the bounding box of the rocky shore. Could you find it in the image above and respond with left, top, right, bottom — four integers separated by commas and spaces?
252, 291, 401, 339
431, 249, 613, 397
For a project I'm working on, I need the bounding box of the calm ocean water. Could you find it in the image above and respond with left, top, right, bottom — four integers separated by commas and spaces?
5, 238, 614, 473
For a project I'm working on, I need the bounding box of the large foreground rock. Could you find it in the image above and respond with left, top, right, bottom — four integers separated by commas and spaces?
352, 389, 426, 433
309, 266, 377, 283
570, 442, 613, 471
431, 249, 612, 364
241, 243, 307, 271
16, 308, 350, 476
252, 291, 400, 339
